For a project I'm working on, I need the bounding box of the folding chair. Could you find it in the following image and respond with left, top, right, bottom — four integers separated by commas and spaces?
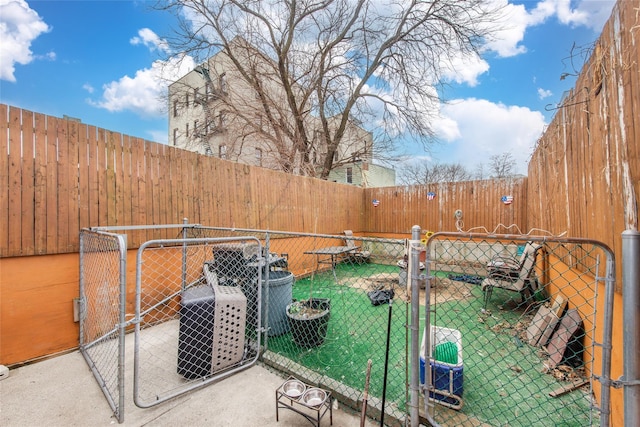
343, 230, 371, 264
481, 243, 539, 309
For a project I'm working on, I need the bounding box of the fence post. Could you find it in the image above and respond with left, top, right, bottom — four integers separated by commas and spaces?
622, 230, 640, 427
409, 225, 422, 427
181, 218, 188, 291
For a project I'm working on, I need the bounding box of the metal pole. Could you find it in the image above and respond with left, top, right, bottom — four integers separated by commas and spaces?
622, 230, 640, 427
409, 225, 421, 427
599, 250, 616, 427
117, 233, 127, 424
380, 298, 393, 427
181, 218, 188, 291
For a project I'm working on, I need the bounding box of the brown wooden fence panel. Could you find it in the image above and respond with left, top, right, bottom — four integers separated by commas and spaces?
0, 104, 7, 257
527, 1, 639, 292
363, 178, 528, 235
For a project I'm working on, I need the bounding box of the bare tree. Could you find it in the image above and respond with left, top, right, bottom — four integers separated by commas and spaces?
488, 152, 516, 179
159, 0, 504, 179
398, 161, 472, 185
474, 162, 486, 180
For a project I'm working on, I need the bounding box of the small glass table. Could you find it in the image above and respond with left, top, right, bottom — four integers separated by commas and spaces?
275, 377, 333, 426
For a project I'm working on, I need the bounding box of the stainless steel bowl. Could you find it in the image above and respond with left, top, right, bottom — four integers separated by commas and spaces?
282, 379, 306, 398
301, 388, 327, 407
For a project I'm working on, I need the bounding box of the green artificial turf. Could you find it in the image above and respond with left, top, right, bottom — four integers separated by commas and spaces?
265, 262, 598, 426
267, 262, 409, 409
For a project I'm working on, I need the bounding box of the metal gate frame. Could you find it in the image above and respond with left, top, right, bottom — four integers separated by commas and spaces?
412, 231, 616, 427
132, 236, 264, 408
79, 228, 128, 423
79, 223, 265, 423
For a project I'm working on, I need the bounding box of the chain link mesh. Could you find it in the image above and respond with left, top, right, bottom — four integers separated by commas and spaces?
79, 230, 126, 422
80, 226, 613, 425
187, 227, 410, 423
133, 236, 263, 407
423, 234, 610, 426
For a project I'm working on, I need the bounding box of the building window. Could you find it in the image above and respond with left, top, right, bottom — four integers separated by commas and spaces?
173, 128, 178, 145
173, 100, 178, 117
220, 73, 227, 93
194, 87, 200, 103
186, 123, 189, 138
219, 111, 227, 129
346, 167, 353, 184
255, 148, 263, 166
194, 120, 199, 136
185, 92, 190, 108
219, 145, 227, 159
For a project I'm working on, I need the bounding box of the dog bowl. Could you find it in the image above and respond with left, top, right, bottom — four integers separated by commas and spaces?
301, 388, 327, 407
282, 379, 306, 398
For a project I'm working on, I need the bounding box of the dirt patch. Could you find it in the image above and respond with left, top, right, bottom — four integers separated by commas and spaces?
347, 274, 476, 305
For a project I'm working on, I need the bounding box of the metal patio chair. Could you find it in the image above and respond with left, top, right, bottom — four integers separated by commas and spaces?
481, 242, 540, 309
343, 230, 371, 264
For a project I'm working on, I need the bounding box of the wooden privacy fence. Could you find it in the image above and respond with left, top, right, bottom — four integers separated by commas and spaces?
527, 1, 639, 292
1, 103, 531, 259
0, 103, 364, 257
364, 178, 528, 235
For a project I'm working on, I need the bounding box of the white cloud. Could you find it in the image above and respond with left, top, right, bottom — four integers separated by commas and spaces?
537, 88, 553, 99
479, 0, 615, 60
130, 28, 171, 54
440, 52, 490, 87
481, 2, 530, 58
82, 83, 94, 94
572, 0, 616, 31
90, 55, 196, 118
0, 0, 51, 82
432, 98, 546, 175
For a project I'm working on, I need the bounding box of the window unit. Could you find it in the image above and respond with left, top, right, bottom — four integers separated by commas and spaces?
255, 148, 263, 166
219, 144, 227, 159
220, 73, 227, 94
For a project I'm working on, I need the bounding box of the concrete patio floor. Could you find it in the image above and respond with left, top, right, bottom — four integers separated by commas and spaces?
0, 351, 379, 427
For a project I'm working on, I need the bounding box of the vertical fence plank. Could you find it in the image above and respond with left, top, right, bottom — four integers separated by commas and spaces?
105, 131, 117, 226
20, 109, 35, 254
114, 132, 125, 227
7, 107, 22, 254
128, 137, 141, 242
33, 111, 47, 254
56, 119, 70, 252
45, 116, 58, 253
0, 104, 10, 256
67, 120, 80, 249
78, 123, 89, 231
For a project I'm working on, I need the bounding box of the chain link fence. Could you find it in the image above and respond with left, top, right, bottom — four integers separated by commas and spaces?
187, 227, 410, 424
79, 229, 127, 423
80, 226, 615, 426
422, 233, 614, 427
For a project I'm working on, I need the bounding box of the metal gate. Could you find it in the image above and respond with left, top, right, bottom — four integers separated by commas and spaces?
132, 236, 264, 407
79, 225, 266, 423
79, 229, 127, 423
420, 232, 615, 427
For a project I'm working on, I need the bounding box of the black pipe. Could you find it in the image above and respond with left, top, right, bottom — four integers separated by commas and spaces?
380, 298, 393, 426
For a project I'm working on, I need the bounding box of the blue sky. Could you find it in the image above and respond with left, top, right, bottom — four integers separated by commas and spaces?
0, 0, 616, 176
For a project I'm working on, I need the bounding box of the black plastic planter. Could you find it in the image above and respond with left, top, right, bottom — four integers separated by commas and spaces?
286, 298, 331, 348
